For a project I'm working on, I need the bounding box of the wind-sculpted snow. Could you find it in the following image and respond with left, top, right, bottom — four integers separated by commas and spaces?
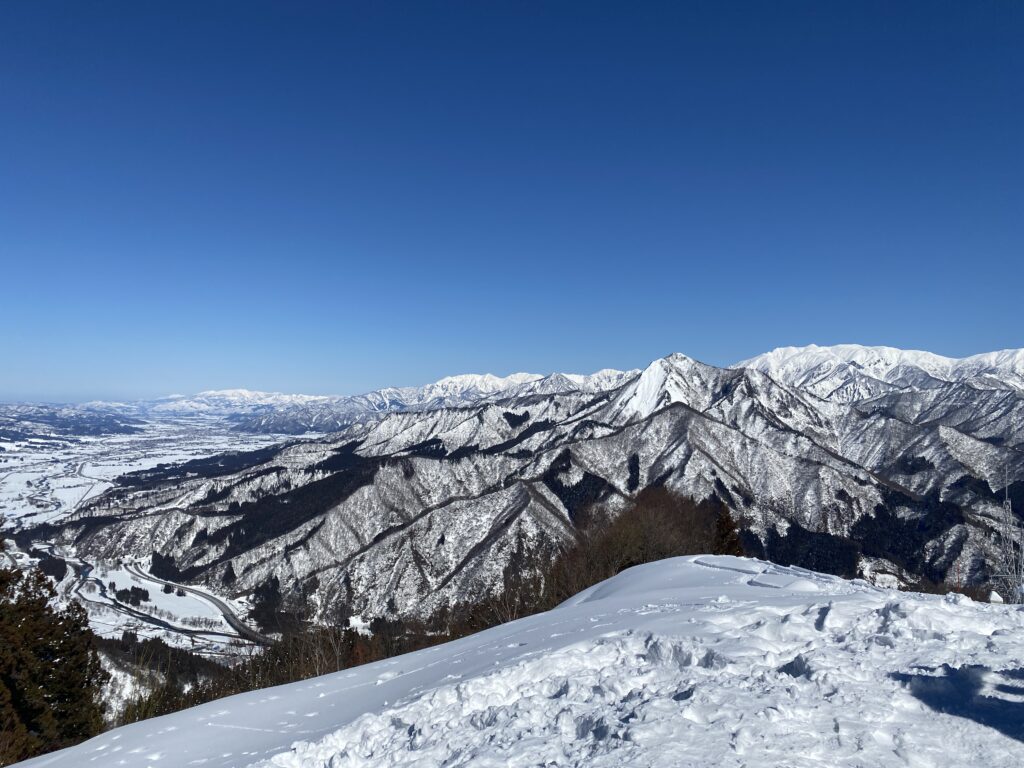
16, 557, 1024, 768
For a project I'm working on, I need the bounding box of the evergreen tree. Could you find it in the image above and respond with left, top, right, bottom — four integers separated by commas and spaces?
712, 502, 745, 557
0, 549, 108, 766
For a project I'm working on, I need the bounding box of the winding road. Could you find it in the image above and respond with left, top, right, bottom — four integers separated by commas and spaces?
35, 539, 273, 649
123, 563, 272, 645
70, 563, 241, 645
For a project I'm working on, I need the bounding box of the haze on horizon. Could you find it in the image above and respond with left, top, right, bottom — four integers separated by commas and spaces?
2, 1, 1021, 402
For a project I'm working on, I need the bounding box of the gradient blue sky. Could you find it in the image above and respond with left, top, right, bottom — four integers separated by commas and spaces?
2, 2, 1021, 401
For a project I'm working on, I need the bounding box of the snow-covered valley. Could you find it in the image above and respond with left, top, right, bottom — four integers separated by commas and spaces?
0, 418, 289, 654
0, 417, 289, 530
15, 555, 1024, 768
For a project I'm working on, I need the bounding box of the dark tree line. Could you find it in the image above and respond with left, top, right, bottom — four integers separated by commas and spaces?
0, 544, 107, 766
114, 586, 150, 606
439, 487, 742, 633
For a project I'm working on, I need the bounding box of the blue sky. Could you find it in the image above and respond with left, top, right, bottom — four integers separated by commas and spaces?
1, 2, 1021, 401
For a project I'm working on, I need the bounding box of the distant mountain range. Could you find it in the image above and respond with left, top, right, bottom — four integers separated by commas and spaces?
0, 403, 143, 442
65, 369, 635, 434
9, 345, 1023, 438
44, 344, 1024, 623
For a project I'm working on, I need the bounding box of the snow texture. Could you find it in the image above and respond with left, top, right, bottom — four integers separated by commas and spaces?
15, 556, 1024, 768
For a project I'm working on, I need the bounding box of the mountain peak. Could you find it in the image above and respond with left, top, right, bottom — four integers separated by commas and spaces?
602, 353, 731, 422
430, 373, 544, 392
736, 344, 1024, 400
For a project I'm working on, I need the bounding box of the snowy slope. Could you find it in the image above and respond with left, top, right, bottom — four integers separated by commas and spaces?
738, 344, 1024, 400
17, 556, 1024, 768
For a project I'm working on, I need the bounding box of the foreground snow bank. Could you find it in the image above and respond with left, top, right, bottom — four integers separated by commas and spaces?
18, 556, 1024, 767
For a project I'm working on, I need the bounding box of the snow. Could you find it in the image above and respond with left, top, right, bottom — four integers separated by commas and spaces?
93, 562, 225, 624
738, 344, 960, 378
62, 370, 636, 429
604, 353, 728, 421
0, 419, 283, 654
57, 552, 254, 656
100, 656, 152, 726
133, 370, 635, 434
17, 555, 1024, 768
150, 390, 336, 415
24, 346, 1024, 627
0, 417, 288, 529
738, 344, 1024, 395
430, 373, 544, 392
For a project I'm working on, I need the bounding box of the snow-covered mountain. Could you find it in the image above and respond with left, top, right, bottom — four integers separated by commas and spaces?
229, 370, 639, 434
52, 350, 1024, 623
0, 403, 143, 440
149, 389, 336, 416
17, 556, 1024, 768
738, 344, 1024, 401
76, 370, 637, 434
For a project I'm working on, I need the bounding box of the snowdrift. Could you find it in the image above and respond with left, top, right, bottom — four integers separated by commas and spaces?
17, 556, 1024, 767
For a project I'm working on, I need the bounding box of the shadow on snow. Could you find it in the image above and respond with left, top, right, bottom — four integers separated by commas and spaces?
890, 665, 1024, 743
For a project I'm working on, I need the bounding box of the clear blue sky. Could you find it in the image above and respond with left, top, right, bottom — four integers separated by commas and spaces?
2, 2, 1021, 401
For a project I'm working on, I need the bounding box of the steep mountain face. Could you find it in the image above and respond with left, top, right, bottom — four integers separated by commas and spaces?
738, 344, 1024, 400
51, 350, 1024, 623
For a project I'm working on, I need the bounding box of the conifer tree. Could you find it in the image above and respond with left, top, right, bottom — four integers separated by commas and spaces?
0, 547, 108, 766
712, 502, 745, 557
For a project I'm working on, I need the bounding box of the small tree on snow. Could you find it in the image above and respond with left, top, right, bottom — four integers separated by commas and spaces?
994, 471, 1024, 603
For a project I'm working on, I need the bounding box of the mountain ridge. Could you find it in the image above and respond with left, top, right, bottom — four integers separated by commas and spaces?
47, 347, 1024, 624
16, 344, 1021, 436
738, 344, 1024, 401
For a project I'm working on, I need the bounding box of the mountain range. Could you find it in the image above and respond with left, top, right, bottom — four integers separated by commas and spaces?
62, 370, 634, 434
97, 344, 1024, 434
740, 344, 1024, 401
40, 344, 1024, 624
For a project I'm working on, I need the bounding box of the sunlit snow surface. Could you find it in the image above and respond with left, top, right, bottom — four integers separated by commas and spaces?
16, 556, 1024, 767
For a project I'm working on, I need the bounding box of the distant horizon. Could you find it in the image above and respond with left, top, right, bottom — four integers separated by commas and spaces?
4, 340, 1023, 404
3, 3, 1020, 402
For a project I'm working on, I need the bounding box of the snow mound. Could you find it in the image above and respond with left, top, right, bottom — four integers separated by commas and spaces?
18, 556, 1024, 768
